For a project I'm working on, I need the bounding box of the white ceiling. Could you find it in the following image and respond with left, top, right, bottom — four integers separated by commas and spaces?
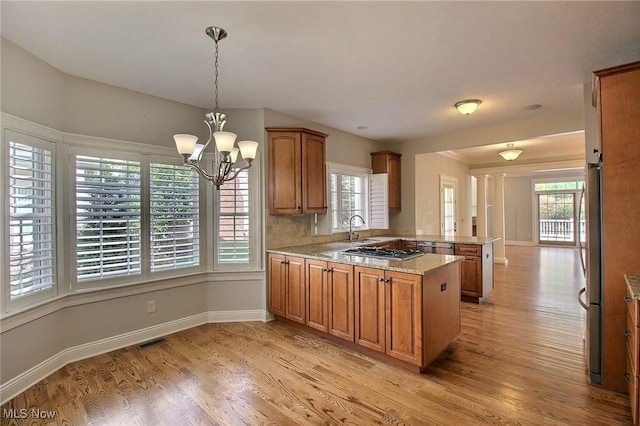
2, 1, 640, 149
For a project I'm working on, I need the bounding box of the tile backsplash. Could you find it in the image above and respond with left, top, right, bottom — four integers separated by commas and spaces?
266, 214, 391, 249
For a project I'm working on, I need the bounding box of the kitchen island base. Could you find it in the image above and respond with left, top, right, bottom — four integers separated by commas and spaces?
267, 250, 461, 373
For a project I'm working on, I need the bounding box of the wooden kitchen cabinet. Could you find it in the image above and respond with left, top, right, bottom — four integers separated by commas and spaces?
459, 256, 481, 295
455, 243, 493, 303
593, 61, 640, 393
305, 259, 355, 341
354, 266, 422, 366
268, 250, 461, 373
368, 239, 402, 250
268, 253, 305, 324
625, 284, 640, 424
371, 151, 401, 212
267, 127, 328, 215
402, 240, 417, 251
354, 267, 386, 353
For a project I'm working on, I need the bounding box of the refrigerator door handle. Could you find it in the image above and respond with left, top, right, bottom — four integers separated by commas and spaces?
578, 187, 586, 277
578, 287, 588, 310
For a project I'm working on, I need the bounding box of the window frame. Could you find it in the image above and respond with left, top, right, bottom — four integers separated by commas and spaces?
327, 163, 371, 234
70, 147, 206, 291
1, 114, 263, 316
149, 161, 201, 273
531, 176, 585, 247
212, 160, 262, 271
3, 130, 58, 311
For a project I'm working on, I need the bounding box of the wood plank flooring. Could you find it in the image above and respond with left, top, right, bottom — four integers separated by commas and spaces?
1, 246, 632, 425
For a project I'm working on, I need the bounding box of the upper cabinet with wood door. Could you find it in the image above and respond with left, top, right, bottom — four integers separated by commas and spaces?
267, 127, 328, 215
371, 151, 401, 212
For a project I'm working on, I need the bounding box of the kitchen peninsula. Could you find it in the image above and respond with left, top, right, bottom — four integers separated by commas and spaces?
412, 235, 498, 304
267, 240, 463, 372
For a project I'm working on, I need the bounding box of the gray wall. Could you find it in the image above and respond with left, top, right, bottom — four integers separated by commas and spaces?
504, 176, 534, 243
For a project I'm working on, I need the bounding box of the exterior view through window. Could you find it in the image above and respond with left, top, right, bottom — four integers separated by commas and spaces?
331, 172, 367, 231
535, 180, 585, 246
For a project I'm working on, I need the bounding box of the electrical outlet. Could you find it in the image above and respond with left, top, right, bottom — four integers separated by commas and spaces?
147, 300, 156, 313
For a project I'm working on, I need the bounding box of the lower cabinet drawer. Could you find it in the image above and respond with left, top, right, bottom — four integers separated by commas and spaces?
455, 244, 481, 256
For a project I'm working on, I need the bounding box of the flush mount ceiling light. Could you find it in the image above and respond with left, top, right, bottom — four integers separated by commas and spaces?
454, 99, 482, 115
173, 26, 258, 189
499, 143, 523, 161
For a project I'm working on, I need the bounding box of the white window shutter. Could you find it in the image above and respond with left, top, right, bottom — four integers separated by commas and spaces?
369, 173, 388, 229
8, 138, 56, 300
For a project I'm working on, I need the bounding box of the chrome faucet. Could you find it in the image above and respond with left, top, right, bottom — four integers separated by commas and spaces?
348, 214, 365, 243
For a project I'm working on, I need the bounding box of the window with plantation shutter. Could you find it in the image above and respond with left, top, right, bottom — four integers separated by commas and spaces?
7, 137, 56, 301
150, 163, 200, 271
217, 168, 250, 264
331, 172, 367, 231
75, 155, 141, 280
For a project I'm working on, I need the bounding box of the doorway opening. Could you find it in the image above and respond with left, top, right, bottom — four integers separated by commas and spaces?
440, 175, 458, 238
534, 179, 584, 246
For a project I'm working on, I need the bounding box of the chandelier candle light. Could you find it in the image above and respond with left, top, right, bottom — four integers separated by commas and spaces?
173, 26, 258, 189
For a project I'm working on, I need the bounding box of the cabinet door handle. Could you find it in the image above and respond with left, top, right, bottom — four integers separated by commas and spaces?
625, 373, 632, 382
625, 330, 632, 338
625, 296, 632, 303
379, 278, 385, 282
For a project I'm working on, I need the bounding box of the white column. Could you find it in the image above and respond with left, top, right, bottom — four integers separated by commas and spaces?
493, 173, 508, 265
476, 175, 488, 238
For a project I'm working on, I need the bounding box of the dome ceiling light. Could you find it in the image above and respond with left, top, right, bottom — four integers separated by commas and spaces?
454, 99, 482, 115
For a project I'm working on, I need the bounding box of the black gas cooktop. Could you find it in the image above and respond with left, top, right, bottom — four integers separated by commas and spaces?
341, 246, 423, 260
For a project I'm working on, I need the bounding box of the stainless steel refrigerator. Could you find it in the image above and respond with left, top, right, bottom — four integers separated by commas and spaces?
579, 163, 603, 384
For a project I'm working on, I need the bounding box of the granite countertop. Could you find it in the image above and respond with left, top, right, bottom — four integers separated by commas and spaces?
626, 274, 640, 299
336, 235, 499, 245
267, 240, 463, 276
404, 235, 500, 244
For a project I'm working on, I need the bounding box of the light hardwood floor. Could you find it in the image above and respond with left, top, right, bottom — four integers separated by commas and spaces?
1, 246, 632, 425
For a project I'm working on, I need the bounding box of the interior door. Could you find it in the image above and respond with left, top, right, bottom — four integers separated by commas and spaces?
440, 177, 457, 237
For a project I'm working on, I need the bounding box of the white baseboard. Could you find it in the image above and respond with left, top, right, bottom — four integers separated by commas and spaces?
208, 309, 272, 323
0, 309, 269, 405
506, 240, 534, 246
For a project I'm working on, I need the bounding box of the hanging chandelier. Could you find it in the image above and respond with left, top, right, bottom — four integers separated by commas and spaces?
498, 143, 523, 161
173, 26, 258, 189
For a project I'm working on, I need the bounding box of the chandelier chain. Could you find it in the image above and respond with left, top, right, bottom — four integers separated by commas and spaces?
214, 39, 220, 112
